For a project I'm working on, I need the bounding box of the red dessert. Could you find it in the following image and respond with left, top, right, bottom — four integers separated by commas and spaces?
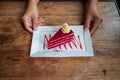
48, 23, 74, 49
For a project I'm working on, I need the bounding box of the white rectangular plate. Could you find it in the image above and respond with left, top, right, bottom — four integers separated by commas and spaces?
30, 25, 94, 57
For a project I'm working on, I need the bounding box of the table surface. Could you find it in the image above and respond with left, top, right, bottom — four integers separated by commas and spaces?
0, 2, 120, 80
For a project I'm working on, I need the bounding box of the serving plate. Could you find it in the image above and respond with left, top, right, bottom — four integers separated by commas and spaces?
30, 25, 94, 57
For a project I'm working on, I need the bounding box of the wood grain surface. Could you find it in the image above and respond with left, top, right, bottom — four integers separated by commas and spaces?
0, 2, 120, 80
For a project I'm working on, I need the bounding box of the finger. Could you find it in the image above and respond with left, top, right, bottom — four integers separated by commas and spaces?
90, 20, 101, 35
26, 20, 33, 26
38, 22, 44, 26
26, 19, 32, 23
22, 16, 33, 33
38, 18, 45, 23
24, 23, 33, 33
84, 17, 91, 31
29, 22, 32, 26
33, 17, 38, 30
26, 26, 33, 33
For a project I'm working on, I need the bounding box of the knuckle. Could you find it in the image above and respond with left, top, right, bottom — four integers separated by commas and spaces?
22, 16, 26, 20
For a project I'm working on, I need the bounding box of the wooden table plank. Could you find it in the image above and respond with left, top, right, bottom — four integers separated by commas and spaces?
0, 2, 120, 80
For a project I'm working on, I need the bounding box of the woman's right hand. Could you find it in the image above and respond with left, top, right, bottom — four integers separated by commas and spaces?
22, 0, 44, 33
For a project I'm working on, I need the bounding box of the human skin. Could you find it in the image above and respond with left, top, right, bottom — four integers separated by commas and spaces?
83, 0, 103, 35
22, 0, 103, 35
22, 0, 44, 33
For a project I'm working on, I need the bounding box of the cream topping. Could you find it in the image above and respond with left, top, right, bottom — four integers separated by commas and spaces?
61, 23, 71, 33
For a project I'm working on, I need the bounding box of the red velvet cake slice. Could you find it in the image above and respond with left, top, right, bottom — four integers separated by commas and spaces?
48, 23, 74, 49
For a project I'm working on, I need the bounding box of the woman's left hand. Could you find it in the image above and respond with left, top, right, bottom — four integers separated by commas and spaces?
83, 2, 103, 36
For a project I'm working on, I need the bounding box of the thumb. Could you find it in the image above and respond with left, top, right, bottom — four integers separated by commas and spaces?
33, 17, 38, 30
84, 17, 91, 31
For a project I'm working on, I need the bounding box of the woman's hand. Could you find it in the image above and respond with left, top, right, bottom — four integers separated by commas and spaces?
83, 0, 103, 36
22, 0, 44, 33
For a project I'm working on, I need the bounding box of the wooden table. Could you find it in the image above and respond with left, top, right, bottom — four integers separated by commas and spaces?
0, 2, 120, 80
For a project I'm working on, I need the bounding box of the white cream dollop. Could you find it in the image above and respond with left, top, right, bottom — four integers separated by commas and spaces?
61, 23, 71, 33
